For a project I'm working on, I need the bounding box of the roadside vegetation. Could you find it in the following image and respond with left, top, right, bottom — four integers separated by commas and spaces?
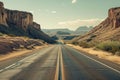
72, 41, 95, 48
71, 40, 120, 56
96, 41, 120, 56
0, 32, 4, 36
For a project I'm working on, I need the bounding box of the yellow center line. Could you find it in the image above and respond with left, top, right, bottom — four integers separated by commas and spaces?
54, 46, 65, 80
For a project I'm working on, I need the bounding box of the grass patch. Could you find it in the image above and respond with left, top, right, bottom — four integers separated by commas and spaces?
7, 34, 16, 37
0, 33, 4, 36
71, 40, 96, 48
77, 41, 95, 48
96, 41, 120, 55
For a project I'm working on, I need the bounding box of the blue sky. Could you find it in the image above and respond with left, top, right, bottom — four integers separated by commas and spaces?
1, 0, 120, 30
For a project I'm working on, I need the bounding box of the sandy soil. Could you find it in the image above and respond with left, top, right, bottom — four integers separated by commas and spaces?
0, 45, 48, 61
67, 44, 120, 65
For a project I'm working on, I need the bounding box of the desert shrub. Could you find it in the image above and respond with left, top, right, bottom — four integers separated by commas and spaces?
78, 41, 95, 48
86, 35, 96, 42
96, 41, 120, 54
8, 34, 16, 37
72, 41, 79, 45
115, 51, 120, 56
79, 41, 89, 48
86, 38, 92, 42
90, 35, 96, 38
0, 33, 3, 36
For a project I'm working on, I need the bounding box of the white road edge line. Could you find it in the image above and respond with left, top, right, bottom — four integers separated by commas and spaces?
78, 51, 120, 74
0, 46, 54, 73
0, 51, 40, 73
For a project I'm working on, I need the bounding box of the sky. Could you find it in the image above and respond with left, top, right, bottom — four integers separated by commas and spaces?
1, 0, 120, 30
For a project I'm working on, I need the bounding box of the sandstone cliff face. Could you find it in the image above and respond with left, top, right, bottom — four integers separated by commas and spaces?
74, 7, 120, 43
33, 22, 41, 30
0, 1, 40, 31
0, 2, 7, 26
108, 7, 120, 28
0, 1, 55, 43
6, 9, 33, 30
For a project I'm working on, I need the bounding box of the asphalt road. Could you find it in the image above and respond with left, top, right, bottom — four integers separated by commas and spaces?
0, 44, 120, 80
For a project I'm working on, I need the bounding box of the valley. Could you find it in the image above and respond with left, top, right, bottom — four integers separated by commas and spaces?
0, 1, 120, 80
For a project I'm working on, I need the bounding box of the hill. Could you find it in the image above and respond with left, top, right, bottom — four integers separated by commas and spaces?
72, 7, 120, 43
0, 34, 44, 54
42, 28, 73, 36
74, 26, 93, 35
42, 26, 93, 40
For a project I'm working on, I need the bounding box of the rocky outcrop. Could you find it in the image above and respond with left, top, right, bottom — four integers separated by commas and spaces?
0, 1, 55, 43
0, 36, 44, 54
73, 7, 120, 43
108, 7, 120, 28
33, 22, 41, 30
0, 2, 7, 26
6, 9, 33, 31
0, 1, 34, 30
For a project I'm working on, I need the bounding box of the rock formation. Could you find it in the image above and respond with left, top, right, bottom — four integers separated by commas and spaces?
0, 1, 55, 43
73, 7, 120, 43
0, 2, 7, 26
108, 7, 120, 28
0, 1, 34, 30
6, 9, 33, 31
33, 22, 41, 30
0, 36, 44, 54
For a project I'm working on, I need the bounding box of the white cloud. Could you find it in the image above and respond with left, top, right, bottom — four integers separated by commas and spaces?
29, 11, 34, 14
51, 11, 57, 14
72, 0, 77, 4
58, 18, 104, 30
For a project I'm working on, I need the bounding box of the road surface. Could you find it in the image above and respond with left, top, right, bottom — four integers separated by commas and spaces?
0, 44, 120, 80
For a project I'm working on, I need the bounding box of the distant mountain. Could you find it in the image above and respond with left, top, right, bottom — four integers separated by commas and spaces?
56, 31, 70, 35
74, 26, 93, 35
42, 26, 93, 36
72, 7, 120, 43
0, 2, 55, 43
42, 27, 93, 40
42, 28, 73, 36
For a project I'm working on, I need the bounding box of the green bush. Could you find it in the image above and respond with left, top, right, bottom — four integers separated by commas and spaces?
96, 41, 120, 54
79, 41, 89, 48
78, 41, 95, 48
86, 38, 92, 42
8, 34, 16, 37
0, 33, 4, 36
72, 41, 79, 45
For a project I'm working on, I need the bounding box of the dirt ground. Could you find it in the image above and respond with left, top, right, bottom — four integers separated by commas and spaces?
0, 45, 48, 61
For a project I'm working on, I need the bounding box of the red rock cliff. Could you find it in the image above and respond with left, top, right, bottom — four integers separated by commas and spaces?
74, 7, 120, 43
6, 9, 33, 30
108, 7, 120, 28
33, 22, 41, 30
0, 2, 7, 26
0, 1, 40, 31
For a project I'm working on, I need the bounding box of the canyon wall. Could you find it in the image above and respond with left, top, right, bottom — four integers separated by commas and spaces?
0, 1, 55, 43
73, 7, 120, 43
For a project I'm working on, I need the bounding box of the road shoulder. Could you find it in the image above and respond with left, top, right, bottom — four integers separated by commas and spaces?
0, 45, 49, 61
67, 44, 120, 65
